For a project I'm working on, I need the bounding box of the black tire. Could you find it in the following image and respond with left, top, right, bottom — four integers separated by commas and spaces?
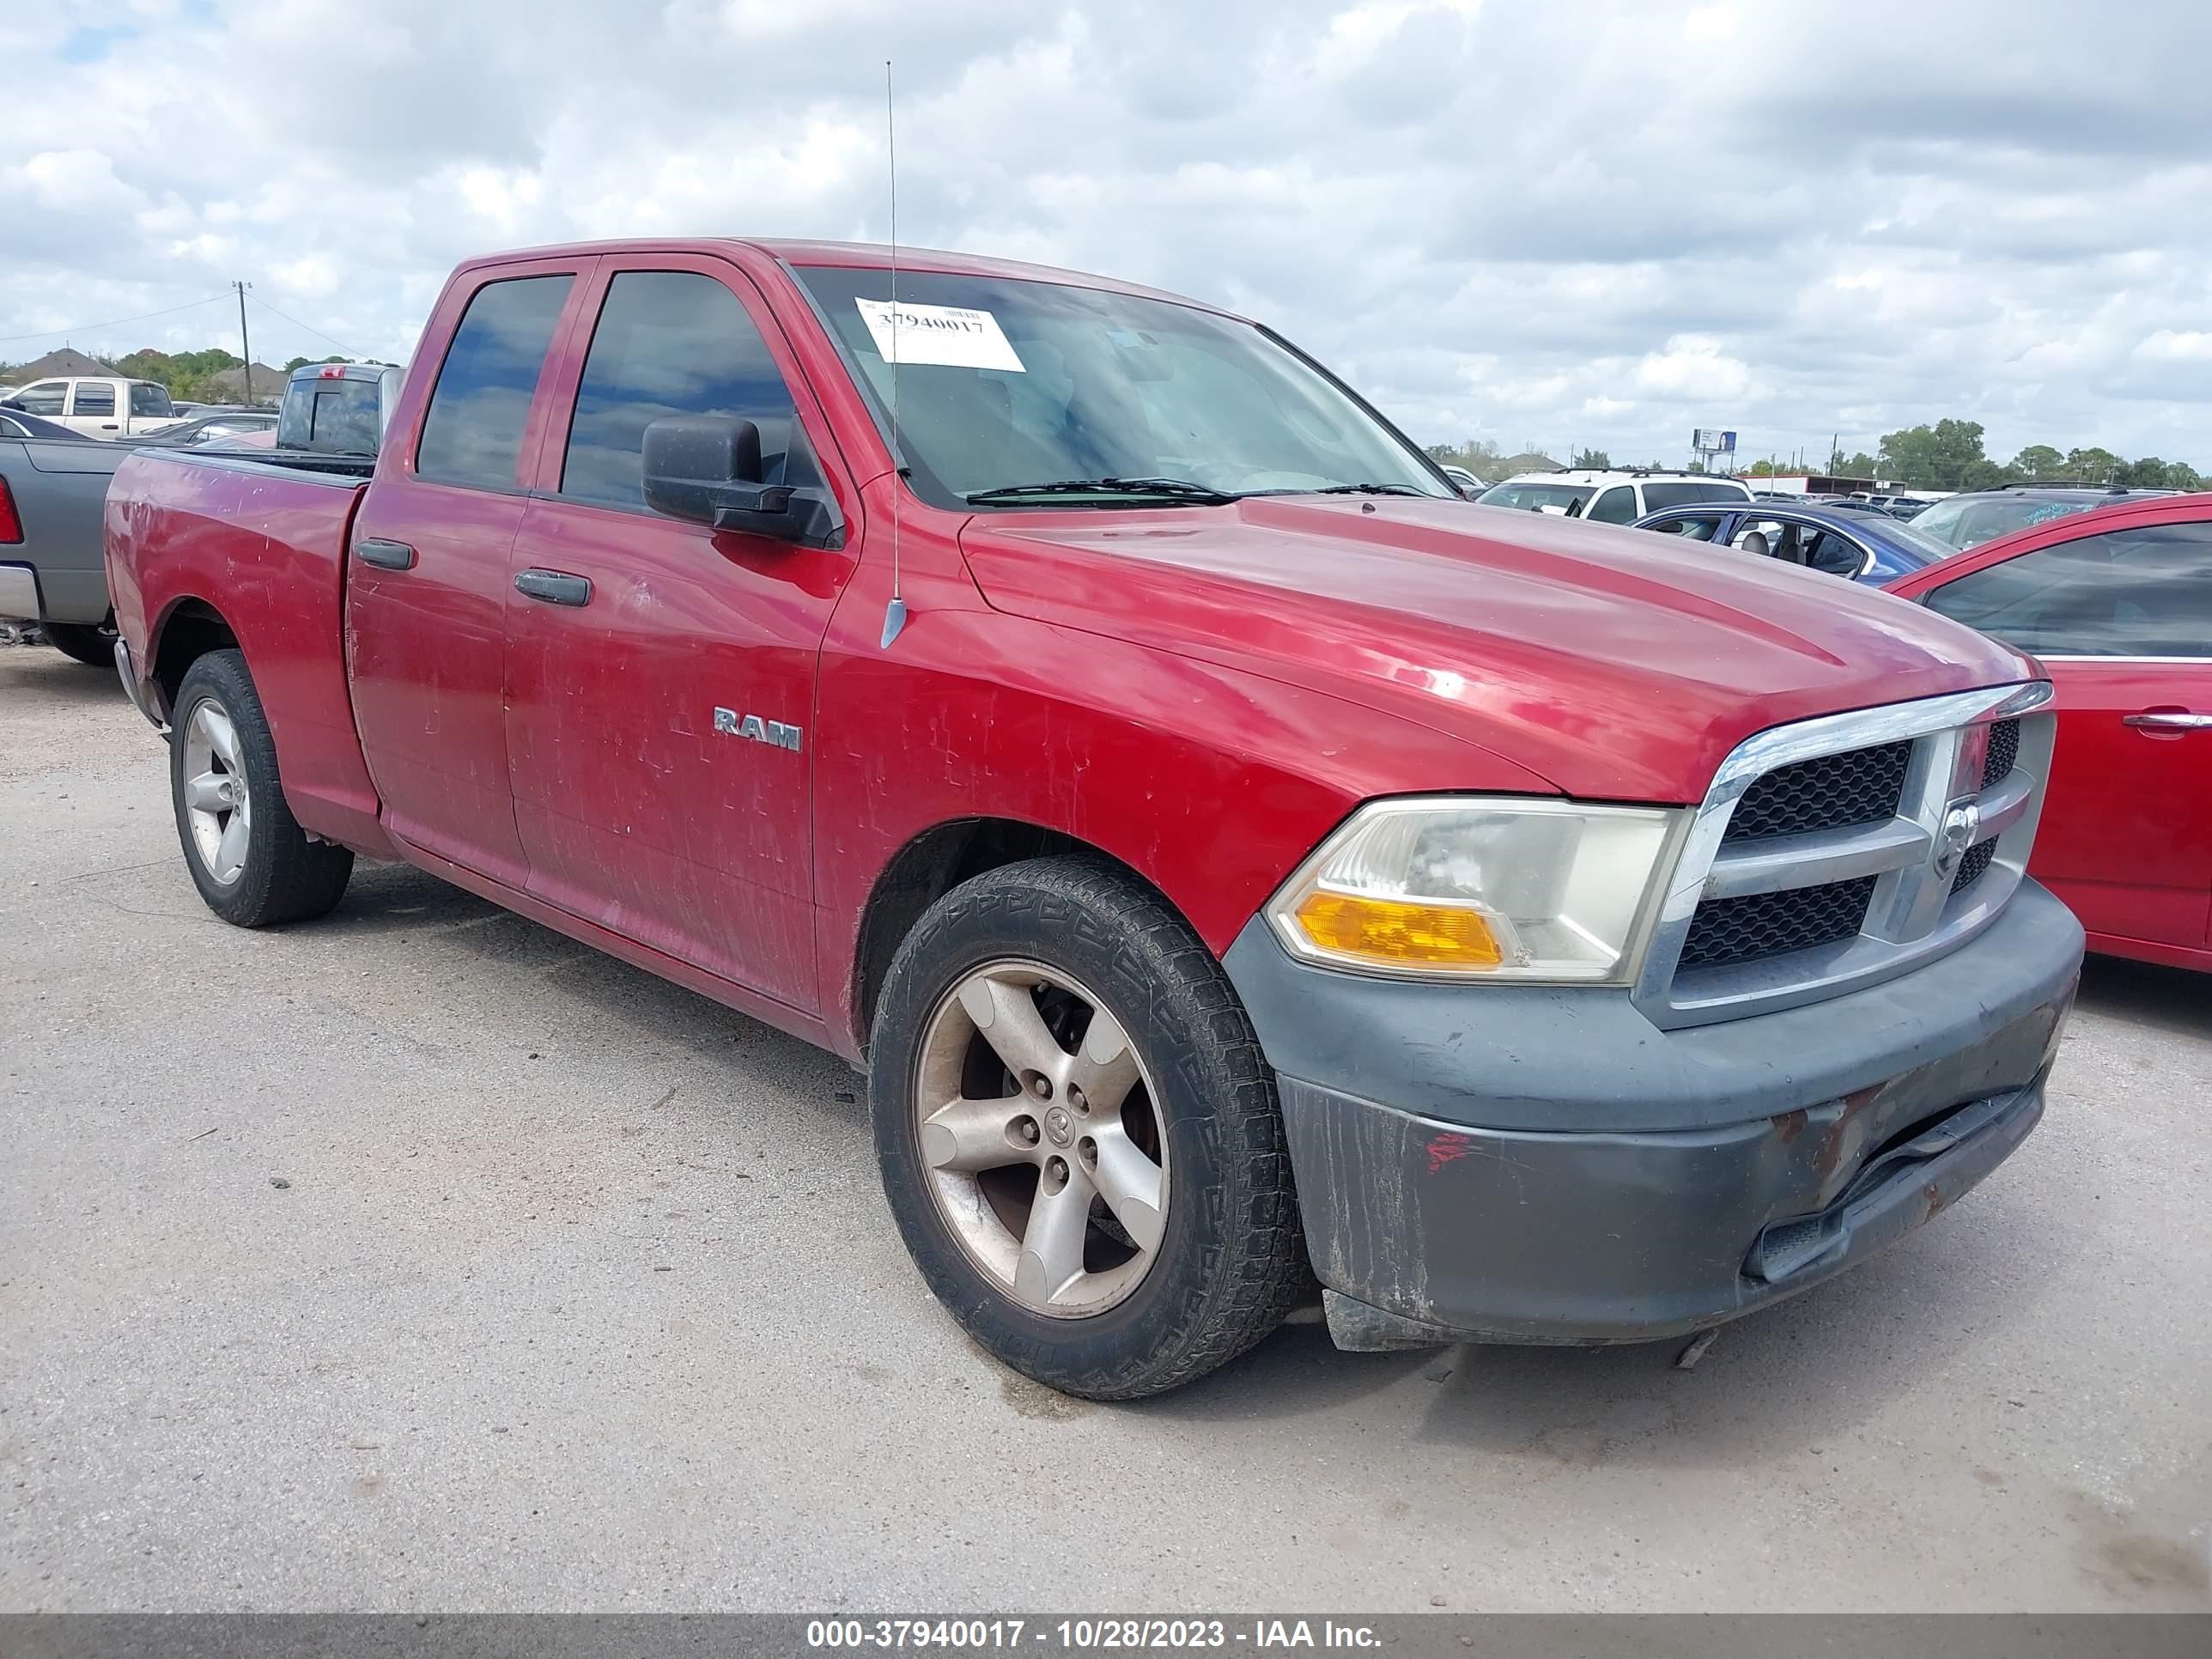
869, 857, 1310, 1400
169, 649, 354, 927
44, 621, 112, 667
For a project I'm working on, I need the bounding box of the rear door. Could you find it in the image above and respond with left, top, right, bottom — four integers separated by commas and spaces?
500, 254, 859, 1008
346, 259, 588, 889
1919, 511, 2212, 952
64, 381, 119, 437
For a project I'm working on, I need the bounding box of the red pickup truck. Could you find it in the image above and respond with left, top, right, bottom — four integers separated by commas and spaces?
106, 239, 2084, 1399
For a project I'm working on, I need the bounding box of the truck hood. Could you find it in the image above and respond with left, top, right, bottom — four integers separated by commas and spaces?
957, 495, 2037, 803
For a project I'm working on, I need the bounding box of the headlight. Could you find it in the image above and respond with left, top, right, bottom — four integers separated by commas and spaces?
1267, 797, 1681, 983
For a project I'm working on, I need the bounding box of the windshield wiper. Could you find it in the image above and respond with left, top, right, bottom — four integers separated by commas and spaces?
1303, 482, 1433, 497
964, 477, 1240, 506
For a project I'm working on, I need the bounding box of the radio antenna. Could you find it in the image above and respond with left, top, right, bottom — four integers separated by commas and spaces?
879, 57, 908, 650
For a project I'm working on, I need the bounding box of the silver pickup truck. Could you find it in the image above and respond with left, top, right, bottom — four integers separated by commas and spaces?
0, 436, 131, 664
2, 361, 399, 667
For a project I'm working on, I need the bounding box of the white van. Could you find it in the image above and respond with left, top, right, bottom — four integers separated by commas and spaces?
0, 377, 184, 438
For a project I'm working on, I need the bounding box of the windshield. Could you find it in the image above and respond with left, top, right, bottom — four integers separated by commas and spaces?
1910, 495, 2102, 550
793, 265, 1449, 508
1475, 481, 1593, 514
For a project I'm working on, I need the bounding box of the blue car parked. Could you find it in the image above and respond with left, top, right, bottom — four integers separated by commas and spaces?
1630, 499, 1953, 585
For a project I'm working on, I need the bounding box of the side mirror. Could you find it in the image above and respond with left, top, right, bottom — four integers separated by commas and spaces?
641, 414, 841, 547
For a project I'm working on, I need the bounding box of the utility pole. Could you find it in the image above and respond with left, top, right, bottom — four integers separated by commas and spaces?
234, 281, 254, 404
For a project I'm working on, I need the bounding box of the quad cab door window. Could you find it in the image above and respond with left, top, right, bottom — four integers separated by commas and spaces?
557, 270, 823, 507
14, 383, 65, 415
502, 265, 847, 1008
1926, 520, 2212, 952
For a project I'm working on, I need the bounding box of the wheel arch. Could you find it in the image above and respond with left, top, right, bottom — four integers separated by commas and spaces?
149, 595, 243, 715
848, 815, 1197, 1060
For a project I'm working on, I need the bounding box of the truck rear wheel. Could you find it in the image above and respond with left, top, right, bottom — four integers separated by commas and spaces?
43, 622, 113, 667
869, 857, 1309, 1400
169, 649, 354, 927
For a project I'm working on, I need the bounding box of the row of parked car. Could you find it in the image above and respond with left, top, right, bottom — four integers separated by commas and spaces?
1461, 466, 2210, 972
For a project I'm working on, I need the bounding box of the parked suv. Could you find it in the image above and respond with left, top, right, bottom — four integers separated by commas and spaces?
1478, 468, 1753, 523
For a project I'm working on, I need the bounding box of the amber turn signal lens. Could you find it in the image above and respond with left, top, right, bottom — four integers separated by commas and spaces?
1292, 890, 1505, 968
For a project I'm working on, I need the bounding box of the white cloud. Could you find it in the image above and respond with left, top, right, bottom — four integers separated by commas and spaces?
1633, 336, 1752, 402
2, 0, 2210, 467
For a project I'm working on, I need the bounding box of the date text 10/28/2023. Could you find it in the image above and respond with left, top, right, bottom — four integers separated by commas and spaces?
805, 1620, 1383, 1650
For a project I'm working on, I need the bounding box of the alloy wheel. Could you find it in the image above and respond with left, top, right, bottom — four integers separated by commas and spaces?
913, 959, 1170, 1316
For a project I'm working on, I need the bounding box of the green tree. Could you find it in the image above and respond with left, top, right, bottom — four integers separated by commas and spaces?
1837, 451, 1879, 478
1571, 447, 1611, 470
1878, 419, 1988, 489
2010, 444, 2065, 479
2064, 447, 2124, 484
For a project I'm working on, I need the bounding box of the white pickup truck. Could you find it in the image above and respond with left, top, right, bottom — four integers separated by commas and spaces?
0, 376, 185, 438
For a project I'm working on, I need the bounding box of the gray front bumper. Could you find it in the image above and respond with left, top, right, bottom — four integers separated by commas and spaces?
1223, 880, 2084, 1346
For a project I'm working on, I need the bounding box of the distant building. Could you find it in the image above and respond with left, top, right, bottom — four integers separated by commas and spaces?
198, 363, 290, 406
2, 346, 119, 381
1744, 471, 1881, 495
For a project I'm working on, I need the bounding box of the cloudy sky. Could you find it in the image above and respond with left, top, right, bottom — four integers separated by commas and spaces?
6, 0, 2210, 469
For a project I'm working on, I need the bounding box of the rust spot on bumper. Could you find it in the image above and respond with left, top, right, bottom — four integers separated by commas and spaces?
1773, 1109, 1809, 1144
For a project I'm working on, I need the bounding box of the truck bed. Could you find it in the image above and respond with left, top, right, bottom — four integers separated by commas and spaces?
106, 448, 393, 856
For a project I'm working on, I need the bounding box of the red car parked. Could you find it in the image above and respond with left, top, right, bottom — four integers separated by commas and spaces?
1887, 493, 2212, 972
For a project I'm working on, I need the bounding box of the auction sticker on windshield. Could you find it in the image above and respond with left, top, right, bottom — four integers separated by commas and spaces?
856, 299, 1025, 371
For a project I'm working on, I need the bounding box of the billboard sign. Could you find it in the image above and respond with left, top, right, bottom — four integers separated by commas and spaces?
1692, 428, 1738, 453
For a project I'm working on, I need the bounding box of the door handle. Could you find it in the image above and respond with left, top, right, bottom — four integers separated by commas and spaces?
100, 423, 118, 431
2122, 710, 2212, 733
355, 538, 417, 570
515, 568, 592, 607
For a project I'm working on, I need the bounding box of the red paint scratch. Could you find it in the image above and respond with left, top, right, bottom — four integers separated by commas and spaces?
1426, 1132, 1476, 1175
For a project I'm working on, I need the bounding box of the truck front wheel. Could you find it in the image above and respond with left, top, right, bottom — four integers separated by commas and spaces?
169, 649, 354, 927
869, 858, 1310, 1400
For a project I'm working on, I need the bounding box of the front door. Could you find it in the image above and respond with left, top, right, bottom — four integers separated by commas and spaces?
1922, 514, 2212, 951
501, 258, 858, 1009
346, 262, 585, 889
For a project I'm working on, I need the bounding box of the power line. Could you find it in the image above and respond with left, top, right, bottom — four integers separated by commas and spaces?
247, 293, 365, 360
0, 291, 232, 346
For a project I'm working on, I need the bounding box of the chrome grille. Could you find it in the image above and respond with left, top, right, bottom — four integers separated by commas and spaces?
1678, 877, 1876, 970
1725, 742, 1910, 842
1633, 683, 2057, 1030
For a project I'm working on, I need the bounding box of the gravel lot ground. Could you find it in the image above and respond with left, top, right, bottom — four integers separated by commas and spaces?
2, 642, 2207, 1613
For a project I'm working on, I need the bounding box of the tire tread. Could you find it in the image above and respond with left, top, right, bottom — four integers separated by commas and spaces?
171, 649, 353, 927
870, 857, 1310, 1401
